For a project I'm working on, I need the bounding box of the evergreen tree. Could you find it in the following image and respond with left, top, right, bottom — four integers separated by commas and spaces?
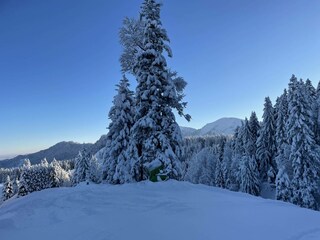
119, 17, 144, 74
305, 79, 317, 138
22, 159, 31, 168
248, 111, 260, 157
222, 140, 233, 189
231, 126, 245, 188
18, 160, 31, 197
215, 158, 225, 188
103, 76, 135, 184
239, 156, 260, 196
274, 89, 293, 201
275, 90, 289, 164
256, 97, 276, 182
73, 149, 90, 185
131, 0, 189, 181
275, 166, 291, 202
89, 156, 102, 184
315, 81, 320, 144
50, 159, 70, 188
286, 76, 319, 210
2, 176, 14, 201
18, 176, 28, 197
239, 119, 260, 195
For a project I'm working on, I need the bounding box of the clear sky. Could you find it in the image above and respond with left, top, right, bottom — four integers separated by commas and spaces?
1, 0, 320, 158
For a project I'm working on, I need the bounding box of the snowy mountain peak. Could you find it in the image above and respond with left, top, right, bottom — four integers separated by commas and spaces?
180, 117, 243, 137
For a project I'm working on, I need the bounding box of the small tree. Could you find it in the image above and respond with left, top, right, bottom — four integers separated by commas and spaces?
2, 176, 14, 201
73, 149, 90, 185
18, 177, 28, 197
89, 156, 101, 184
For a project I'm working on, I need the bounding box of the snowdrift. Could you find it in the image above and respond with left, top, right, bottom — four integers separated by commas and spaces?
1, 181, 320, 240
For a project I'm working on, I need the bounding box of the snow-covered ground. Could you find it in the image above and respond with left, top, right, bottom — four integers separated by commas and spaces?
1, 181, 320, 240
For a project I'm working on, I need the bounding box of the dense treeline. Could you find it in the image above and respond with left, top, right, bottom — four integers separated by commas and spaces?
0, 159, 74, 183
1, 159, 74, 200
205, 75, 320, 210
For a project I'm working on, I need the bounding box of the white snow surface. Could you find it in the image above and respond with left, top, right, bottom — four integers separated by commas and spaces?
1, 181, 320, 240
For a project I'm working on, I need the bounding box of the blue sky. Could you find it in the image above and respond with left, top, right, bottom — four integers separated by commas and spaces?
1, 0, 320, 157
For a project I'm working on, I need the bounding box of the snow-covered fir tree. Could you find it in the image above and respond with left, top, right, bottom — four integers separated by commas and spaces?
222, 140, 233, 189
17, 159, 31, 197
231, 126, 245, 188
215, 158, 224, 188
89, 156, 102, 184
22, 159, 31, 169
256, 97, 276, 182
315, 81, 320, 144
103, 75, 135, 184
119, 17, 144, 74
305, 79, 317, 137
274, 90, 289, 166
73, 149, 90, 185
275, 166, 291, 202
248, 111, 260, 157
50, 159, 70, 188
274, 89, 292, 201
286, 76, 320, 210
238, 119, 260, 195
131, 0, 189, 181
2, 175, 14, 201
239, 156, 260, 196
18, 176, 28, 197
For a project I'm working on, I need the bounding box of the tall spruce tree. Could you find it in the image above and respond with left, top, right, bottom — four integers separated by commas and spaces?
131, 0, 189, 181
274, 89, 292, 201
256, 97, 276, 182
315, 81, 320, 144
103, 76, 135, 184
286, 76, 319, 210
239, 119, 260, 195
222, 140, 233, 188
248, 111, 260, 157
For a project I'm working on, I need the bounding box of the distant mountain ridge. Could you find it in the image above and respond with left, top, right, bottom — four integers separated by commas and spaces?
0, 141, 93, 168
180, 117, 243, 137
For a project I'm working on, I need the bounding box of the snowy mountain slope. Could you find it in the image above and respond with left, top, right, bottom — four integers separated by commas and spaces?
180, 126, 197, 137
1, 181, 320, 240
180, 117, 243, 137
